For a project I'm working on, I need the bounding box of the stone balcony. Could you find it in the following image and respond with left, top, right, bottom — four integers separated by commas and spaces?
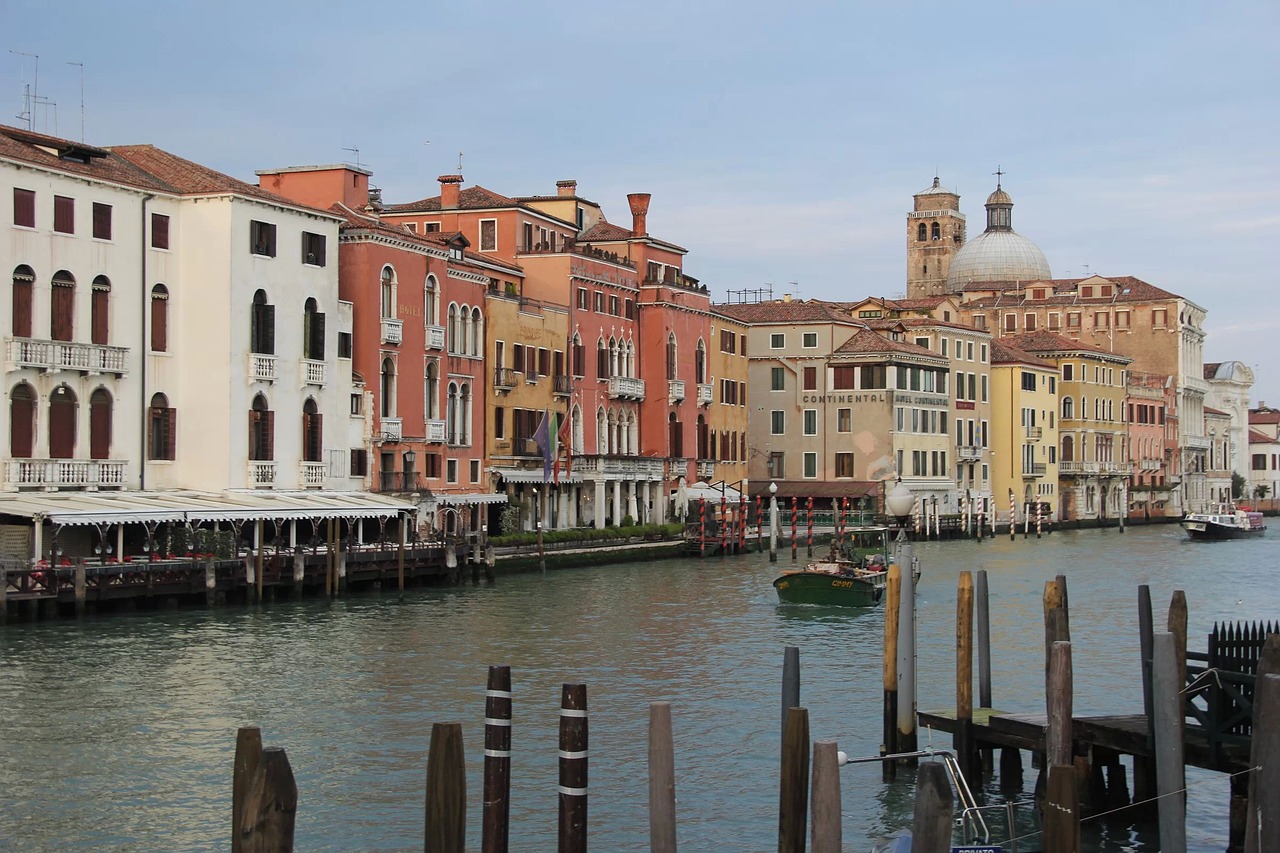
380, 418, 403, 442
668, 379, 685, 403
426, 324, 445, 350
6, 458, 127, 489
1021, 462, 1047, 477
575, 455, 665, 478
299, 461, 326, 488
697, 459, 715, 479
956, 445, 983, 462
1026, 426, 1043, 440
494, 367, 518, 390
608, 376, 645, 401
381, 318, 403, 345
248, 461, 277, 488
301, 359, 325, 386
248, 354, 277, 383
7, 338, 129, 376
426, 419, 447, 443
696, 383, 714, 406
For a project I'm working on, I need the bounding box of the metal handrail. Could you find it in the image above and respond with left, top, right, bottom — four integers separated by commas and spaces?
839, 747, 989, 843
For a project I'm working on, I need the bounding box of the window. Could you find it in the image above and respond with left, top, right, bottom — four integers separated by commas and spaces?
768, 451, 785, 479
770, 411, 785, 435
666, 334, 677, 381
90, 276, 110, 345
50, 270, 75, 342
1021, 371, 1036, 392
835, 452, 854, 478
380, 266, 396, 318
92, 202, 112, 240
915, 337, 930, 350
1048, 313, 1060, 331
803, 452, 817, 478
803, 409, 817, 435
695, 342, 706, 384
302, 232, 326, 266
802, 332, 818, 348
350, 449, 369, 476
248, 395, 274, 460
87, 388, 112, 460
338, 331, 352, 359
860, 364, 887, 389
577, 288, 590, 310
303, 297, 325, 360
151, 213, 170, 249
1067, 312, 1081, 329
979, 344, 986, 363
13, 188, 35, 227
302, 399, 323, 463
608, 295, 619, 316
1152, 308, 1168, 327
803, 367, 817, 391
148, 393, 176, 460
1004, 313, 1017, 332
479, 219, 497, 252
770, 333, 785, 349
350, 393, 362, 415
917, 222, 927, 241
837, 408, 851, 432
594, 291, 605, 313
980, 375, 988, 403
250, 220, 277, 256
832, 366, 855, 390
1062, 364, 1073, 381
471, 459, 481, 483
941, 339, 948, 357
53, 195, 74, 233
1024, 313, 1037, 332
250, 290, 275, 354
1094, 311, 1110, 329
12, 265, 34, 337
624, 299, 635, 319
720, 329, 736, 353
771, 367, 786, 391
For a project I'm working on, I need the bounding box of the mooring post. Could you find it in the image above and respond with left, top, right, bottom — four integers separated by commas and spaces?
810, 739, 841, 853
882, 565, 901, 782
558, 683, 588, 853
768, 494, 778, 563
1047, 640, 1073, 769
205, 557, 217, 607
232, 727, 263, 853
424, 721, 467, 853
1167, 590, 1188, 799
805, 497, 814, 558
790, 497, 798, 562
782, 645, 800, 738
896, 542, 917, 760
976, 569, 993, 775
482, 666, 512, 853
648, 701, 677, 853
254, 519, 265, 603
239, 746, 297, 853
911, 762, 953, 853
1244, 637, 1280, 853
1153, 631, 1188, 853
73, 559, 86, 618
1043, 763, 1080, 853
778, 707, 810, 853
955, 571, 976, 785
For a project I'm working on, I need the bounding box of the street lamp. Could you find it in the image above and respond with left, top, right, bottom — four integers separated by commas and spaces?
886, 477, 915, 555
768, 480, 779, 562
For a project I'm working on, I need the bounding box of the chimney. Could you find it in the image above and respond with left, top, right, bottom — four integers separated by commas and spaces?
439, 174, 463, 210
627, 192, 651, 236
556, 179, 577, 198
783, 293, 792, 303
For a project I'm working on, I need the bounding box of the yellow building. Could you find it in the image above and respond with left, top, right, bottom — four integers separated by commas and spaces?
705, 309, 750, 492
990, 340, 1060, 525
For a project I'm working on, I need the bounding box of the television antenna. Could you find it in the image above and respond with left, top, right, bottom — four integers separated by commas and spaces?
10, 50, 38, 130
342, 146, 362, 168
67, 61, 84, 141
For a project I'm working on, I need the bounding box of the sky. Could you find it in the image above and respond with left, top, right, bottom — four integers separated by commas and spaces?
5, 1, 1278, 401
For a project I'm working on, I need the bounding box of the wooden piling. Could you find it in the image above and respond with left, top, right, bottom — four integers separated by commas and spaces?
425, 721, 467, 853
810, 739, 841, 853
482, 666, 512, 853
73, 561, 86, 618
1043, 764, 1080, 853
239, 746, 297, 853
910, 762, 953, 853
1153, 631, 1187, 853
1135, 584, 1158, 804
976, 569, 992, 710
558, 683, 588, 853
896, 542, 917, 758
1245, 636, 1280, 853
955, 571, 976, 785
778, 706, 810, 853
805, 497, 814, 558
1167, 590, 1188, 801
648, 701, 677, 853
254, 519, 265, 603
782, 645, 800, 738
1046, 640, 1073, 769
882, 566, 900, 782
790, 497, 798, 562
398, 523, 406, 592
232, 727, 263, 853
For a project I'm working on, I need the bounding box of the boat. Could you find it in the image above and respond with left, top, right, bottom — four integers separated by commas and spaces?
772, 526, 904, 607
1182, 504, 1266, 540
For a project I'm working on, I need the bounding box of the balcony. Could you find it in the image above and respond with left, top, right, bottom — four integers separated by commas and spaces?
576, 455, 665, 478
6, 458, 126, 489
426, 419, 447, 443
381, 318, 403, 345
696, 383, 714, 406
1021, 462, 1047, 478
299, 461, 326, 488
8, 338, 129, 375
301, 359, 325, 386
248, 353, 277, 382
957, 445, 983, 462
1140, 459, 1163, 472
379, 471, 422, 492
668, 379, 686, 403
608, 376, 645, 400
1059, 460, 1096, 475
248, 461, 277, 487
494, 367, 518, 390
553, 375, 573, 396
697, 459, 715, 479
1026, 426, 1043, 440
379, 418, 402, 442
426, 324, 445, 350
1101, 461, 1134, 476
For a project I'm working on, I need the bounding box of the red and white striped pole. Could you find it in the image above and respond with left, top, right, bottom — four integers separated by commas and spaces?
805, 497, 814, 558
1009, 492, 1016, 542
790, 497, 798, 561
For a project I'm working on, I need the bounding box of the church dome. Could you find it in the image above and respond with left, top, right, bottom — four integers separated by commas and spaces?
945, 181, 1050, 289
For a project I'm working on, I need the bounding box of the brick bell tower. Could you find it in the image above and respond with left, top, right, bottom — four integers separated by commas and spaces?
906, 177, 966, 299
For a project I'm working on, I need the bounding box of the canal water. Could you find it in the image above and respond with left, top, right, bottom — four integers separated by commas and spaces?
0, 523, 1275, 851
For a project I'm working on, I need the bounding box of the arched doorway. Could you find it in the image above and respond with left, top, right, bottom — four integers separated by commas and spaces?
9, 384, 35, 458
49, 385, 77, 458
89, 388, 112, 459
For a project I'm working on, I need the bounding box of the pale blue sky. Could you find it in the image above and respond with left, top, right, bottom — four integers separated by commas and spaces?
6, 1, 1278, 400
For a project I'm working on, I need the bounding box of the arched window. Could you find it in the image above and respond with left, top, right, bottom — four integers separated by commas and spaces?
91, 275, 111, 345
89, 388, 112, 459
9, 384, 35, 458
668, 412, 683, 457
457, 303, 470, 355
150, 284, 169, 352
303, 297, 325, 360
380, 266, 396, 318
666, 333, 678, 381
250, 289, 275, 354
695, 340, 706, 384
696, 414, 709, 459
447, 303, 459, 354
917, 222, 927, 241
49, 385, 77, 459
380, 357, 396, 418
302, 398, 322, 462
425, 361, 439, 420
572, 334, 585, 377
470, 307, 482, 357
50, 270, 75, 341
1062, 396, 1074, 419
606, 409, 617, 454
596, 338, 608, 379
609, 337, 619, 379
424, 274, 439, 325
446, 382, 459, 444
931, 221, 941, 240
1080, 397, 1087, 420
596, 407, 607, 454
249, 394, 274, 461
1061, 435, 1074, 463
628, 411, 638, 454
571, 405, 584, 455
625, 339, 635, 378
11, 265, 34, 338
148, 392, 176, 460
460, 382, 471, 444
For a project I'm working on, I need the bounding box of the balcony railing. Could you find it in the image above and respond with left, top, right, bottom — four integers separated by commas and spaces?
301, 359, 325, 386
7, 338, 129, 375
248, 461, 277, 487
696, 383, 714, 406
1026, 426, 1043, 440
379, 471, 422, 492
381, 318, 403, 345
957, 445, 983, 461
668, 379, 686, 403
1021, 462, 1047, 477
426, 419, 447, 443
608, 376, 645, 400
380, 418, 402, 442
494, 367, 518, 390
426, 325, 445, 350
299, 461, 326, 488
553, 375, 572, 395
1140, 459, 1163, 471
249, 354, 277, 382
697, 459, 715, 479
575, 455, 665, 477
5, 458, 126, 488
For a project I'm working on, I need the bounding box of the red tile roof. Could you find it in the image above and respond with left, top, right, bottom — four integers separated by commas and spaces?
834, 328, 941, 359
991, 340, 1055, 369
1250, 408, 1280, 425
334, 203, 523, 274
1000, 330, 1130, 362
1248, 428, 1279, 444
0, 124, 174, 193
1203, 363, 1222, 380
961, 275, 1180, 306
1203, 406, 1230, 417
713, 301, 863, 325
578, 221, 635, 241
384, 184, 523, 213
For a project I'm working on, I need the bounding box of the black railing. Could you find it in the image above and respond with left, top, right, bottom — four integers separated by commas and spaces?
494, 367, 518, 388
553, 375, 572, 395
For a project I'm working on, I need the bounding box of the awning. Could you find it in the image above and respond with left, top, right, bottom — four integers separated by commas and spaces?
678, 483, 743, 503
747, 480, 878, 501
435, 493, 508, 507
0, 490, 416, 527
492, 468, 583, 485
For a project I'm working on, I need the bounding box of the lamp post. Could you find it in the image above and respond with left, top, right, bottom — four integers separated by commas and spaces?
885, 477, 915, 556
883, 476, 918, 760
931, 495, 939, 540
533, 487, 544, 573
403, 449, 416, 492
768, 480, 778, 563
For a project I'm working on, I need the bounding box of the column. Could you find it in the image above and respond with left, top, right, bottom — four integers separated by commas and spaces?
655, 481, 668, 523
594, 480, 606, 529
626, 481, 639, 523
611, 480, 622, 526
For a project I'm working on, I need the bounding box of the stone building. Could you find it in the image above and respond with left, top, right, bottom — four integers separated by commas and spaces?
1202, 361, 1254, 484
989, 340, 1059, 523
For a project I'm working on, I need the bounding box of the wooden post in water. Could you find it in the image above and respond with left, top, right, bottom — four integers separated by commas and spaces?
232, 727, 263, 853
778, 706, 810, 853
955, 571, 976, 785
1043, 763, 1080, 853
699, 498, 706, 558
976, 569, 993, 775
1167, 590, 1188, 800
482, 666, 512, 853
1245, 671, 1280, 853
398, 514, 406, 592
755, 496, 763, 553
254, 519, 265, 603
1046, 640, 1073, 769
648, 701, 677, 853
73, 560, 86, 618
805, 497, 814, 558
790, 497, 798, 562
810, 739, 841, 853
425, 721, 467, 853
896, 541, 917, 759
1153, 631, 1187, 853
782, 646, 800, 738
558, 683, 588, 853
239, 746, 297, 853
882, 565, 901, 782
1134, 584, 1157, 807
910, 762, 953, 853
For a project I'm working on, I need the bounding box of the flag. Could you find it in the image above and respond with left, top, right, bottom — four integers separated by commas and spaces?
533, 409, 555, 483
554, 409, 572, 485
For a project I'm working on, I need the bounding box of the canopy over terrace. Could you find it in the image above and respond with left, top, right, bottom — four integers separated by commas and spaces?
0, 490, 416, 564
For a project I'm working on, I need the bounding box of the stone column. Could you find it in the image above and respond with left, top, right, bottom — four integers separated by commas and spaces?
611, 480, 622, 526
626, 482, 639, 523
594, 480, 606, 529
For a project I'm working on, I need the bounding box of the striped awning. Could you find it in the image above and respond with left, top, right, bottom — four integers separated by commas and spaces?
0, 490, 416, 526
492, 468, 583, 485
434, 492, 508, 507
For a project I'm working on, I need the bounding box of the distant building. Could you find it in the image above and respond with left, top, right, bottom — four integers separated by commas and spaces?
1202, 361, 1254, 483
1247, 403, 1280, 502
989, 340, 1059, 523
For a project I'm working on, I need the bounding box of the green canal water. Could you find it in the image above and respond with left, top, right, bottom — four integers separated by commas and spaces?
0, 523, 1275, 851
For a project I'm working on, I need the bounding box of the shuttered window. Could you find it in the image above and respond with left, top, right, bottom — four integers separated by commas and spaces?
301, 232, 326, 266
150, 285, 169, 352
151, 213, 170, 249
250, 220, 277, 256
89, 389, 112, 459
91, 277, 110, 345
11, 266, 34, 337
249, 402, 274, 461
9, 386, 34, 458
148, 395, 176, 461
13, 188, 35, 227
302, 410, 323, 462
92, 202, 112, 240
53, 195, 74, 233
250, 293, 275, 354
350, 449, 368, 477
48, 390, 77, 459
303, 306, 325, 360
50, 272, 75, 341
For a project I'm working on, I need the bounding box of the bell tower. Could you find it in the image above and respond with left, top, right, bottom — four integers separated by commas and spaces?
906, 177, 965, 299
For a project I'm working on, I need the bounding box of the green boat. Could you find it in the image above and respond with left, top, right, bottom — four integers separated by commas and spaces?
772, 526, 898, 607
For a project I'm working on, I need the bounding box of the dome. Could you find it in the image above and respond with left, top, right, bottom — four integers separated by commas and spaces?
986, 186, 1012, 205
945, 230, 1052, 289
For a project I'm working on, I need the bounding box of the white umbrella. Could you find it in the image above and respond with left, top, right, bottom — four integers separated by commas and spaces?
674, 478, 689, 521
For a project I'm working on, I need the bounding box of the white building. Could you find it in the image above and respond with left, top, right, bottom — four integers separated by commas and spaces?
1203, 361, 1254, 484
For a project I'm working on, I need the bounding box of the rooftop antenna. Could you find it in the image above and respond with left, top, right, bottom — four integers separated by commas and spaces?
342, 146, 361, 168
67, 61, 83, 141
1082, 264, 1090, 276
457, 151, 464, 174
10, 50, 38, 130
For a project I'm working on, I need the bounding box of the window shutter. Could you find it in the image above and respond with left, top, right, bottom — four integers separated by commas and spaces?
249, 409, 258, 460
151, 292, 168, 352
91, 288, 109, 345
166, 408, 176, 460
10, 395, 33, 458
53, 196, 74, 233
310, 312, 325, 360
13, 188, 35, 227
90, 397, 111, 459
92, 203, 112, 240
263, 304, 276, 355
310, 413, 323, 461
265, 410, 275, 460
12, 278, 32, 338
151, 213, 170, 249
50, 282, 74, 342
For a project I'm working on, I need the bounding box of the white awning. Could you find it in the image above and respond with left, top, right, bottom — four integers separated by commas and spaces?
677, 483, 744, 503
0, 490, 416, 527
492, 469, 583, 485
435, 493, 508, 507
